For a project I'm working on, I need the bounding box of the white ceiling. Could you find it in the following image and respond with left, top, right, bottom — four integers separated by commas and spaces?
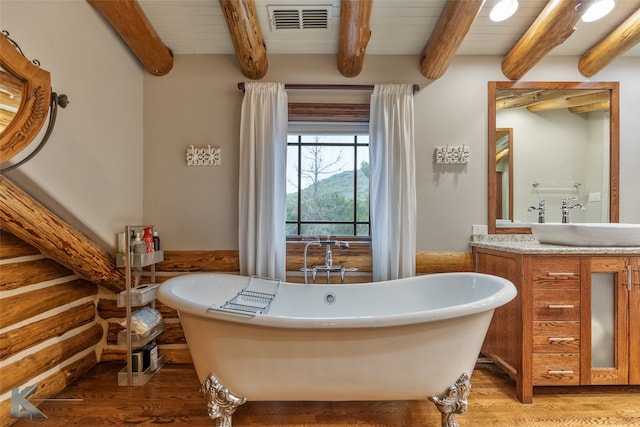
137, 0, 640, 58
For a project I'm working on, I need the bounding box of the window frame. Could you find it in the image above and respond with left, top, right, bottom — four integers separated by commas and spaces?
286, 102, 370, 238
286, 132, 369, 237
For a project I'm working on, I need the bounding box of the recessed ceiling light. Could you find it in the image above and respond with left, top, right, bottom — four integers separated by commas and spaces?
582, 0, 615, 22
490, 0, 519, 22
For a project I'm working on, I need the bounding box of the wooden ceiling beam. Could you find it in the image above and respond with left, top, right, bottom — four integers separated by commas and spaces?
420, 0, 484, 80
0, 70, 23, 100
497, 90, 586, 110
527, 90, 610, 112
0, 175, 126, 294
0, 92, 21, 111
87, 0, 173, 76
0, 110, 16, 130
337, 0, 373, 78
219, 0, 268, 80
501, 0, 597, 80
579, 7, 640, 77
569, 100, 610, 114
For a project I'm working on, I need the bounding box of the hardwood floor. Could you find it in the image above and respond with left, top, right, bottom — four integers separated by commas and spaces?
13, 362, 640, 426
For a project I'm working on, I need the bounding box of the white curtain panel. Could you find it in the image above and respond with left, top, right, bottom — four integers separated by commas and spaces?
238, 82, 288, 280
370, 84, 417, 281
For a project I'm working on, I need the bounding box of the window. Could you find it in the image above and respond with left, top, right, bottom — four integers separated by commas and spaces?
286, 130, 370, 237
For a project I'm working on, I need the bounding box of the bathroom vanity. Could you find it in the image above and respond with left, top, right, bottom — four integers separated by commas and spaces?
471, 235, 640, 403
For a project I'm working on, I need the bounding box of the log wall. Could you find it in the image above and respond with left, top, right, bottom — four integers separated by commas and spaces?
0, 229, 100, 426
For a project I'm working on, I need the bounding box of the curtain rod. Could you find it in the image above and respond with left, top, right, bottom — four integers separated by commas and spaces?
237, 83, 420, 94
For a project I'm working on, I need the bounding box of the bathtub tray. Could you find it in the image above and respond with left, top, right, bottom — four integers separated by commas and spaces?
209, 276, 280, 316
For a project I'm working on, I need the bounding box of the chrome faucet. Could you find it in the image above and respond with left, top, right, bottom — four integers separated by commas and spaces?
528, 199, 546, 223
325, 240, 351, 267
561, 196, 585, 223
325, 243, 333, 267
300, 236, 355, 284
301, 238, 321, 285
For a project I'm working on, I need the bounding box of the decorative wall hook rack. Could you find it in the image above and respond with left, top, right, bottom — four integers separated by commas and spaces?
435, 144, 469, 164
186, 145, 221, 166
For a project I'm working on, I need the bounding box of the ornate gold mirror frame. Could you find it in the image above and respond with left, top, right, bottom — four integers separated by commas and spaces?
488, 81, 619, 234
1, 32, 52, 163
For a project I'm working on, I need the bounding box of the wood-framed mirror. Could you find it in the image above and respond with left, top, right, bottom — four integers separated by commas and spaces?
0, 32, 52, 164
488, 81, 619, 234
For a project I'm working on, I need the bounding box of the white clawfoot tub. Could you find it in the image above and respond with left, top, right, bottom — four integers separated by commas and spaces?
158, 272, 516, 427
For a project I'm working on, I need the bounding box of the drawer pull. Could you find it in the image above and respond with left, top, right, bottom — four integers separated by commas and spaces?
548, 304, 575, 309
548, 337, 575, 342
548, 370, 574, 375
547, 272, 575, 276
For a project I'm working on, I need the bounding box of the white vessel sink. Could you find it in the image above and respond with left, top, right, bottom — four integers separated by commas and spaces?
531, 223, 640, 247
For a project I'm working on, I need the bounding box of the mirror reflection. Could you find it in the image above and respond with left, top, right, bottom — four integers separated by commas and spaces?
0, 64, 23, 133
488, 82, 619, 234
495, 128, 513, 223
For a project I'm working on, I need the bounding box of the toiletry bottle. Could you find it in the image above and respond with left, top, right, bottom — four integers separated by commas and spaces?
152, 231, 160, 251
130, 229, 136, 253
134, 232, 146, 254
142, 227, 154, 253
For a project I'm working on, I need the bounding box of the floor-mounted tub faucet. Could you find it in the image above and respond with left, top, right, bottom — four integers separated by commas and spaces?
561, 196, 585, 223
528, 199, 546, 223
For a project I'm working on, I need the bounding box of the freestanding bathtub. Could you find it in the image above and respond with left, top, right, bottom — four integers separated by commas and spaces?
158, 272, 516, 427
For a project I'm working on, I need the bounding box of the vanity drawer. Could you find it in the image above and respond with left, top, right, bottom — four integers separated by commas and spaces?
533, 321, 580, 352
532, 257, 581, 289
532, 353, 580, 385
533, 290, 580, 320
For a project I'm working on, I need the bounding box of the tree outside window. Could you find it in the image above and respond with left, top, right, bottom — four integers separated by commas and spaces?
286, 133, 369, 237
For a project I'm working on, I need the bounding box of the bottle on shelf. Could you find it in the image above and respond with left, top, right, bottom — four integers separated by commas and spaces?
134, 232, 146, 254
142, 227, 154, 253
152, 231, 160, 251
129, 229, 136, 253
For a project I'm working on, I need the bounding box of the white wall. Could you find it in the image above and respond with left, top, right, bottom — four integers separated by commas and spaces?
1, 0, 144, 249
143, 54, 640, 252
607, 59, 640, 224
143, 54, 500, 251
585, 111, 610, 222
2, 1, 638, 254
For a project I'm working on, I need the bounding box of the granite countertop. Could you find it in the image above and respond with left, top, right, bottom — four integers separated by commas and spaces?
470, 234, 640, 255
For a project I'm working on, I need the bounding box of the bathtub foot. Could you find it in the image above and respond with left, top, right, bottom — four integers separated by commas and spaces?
428, 372, 471, 427
200, 374, 246, 427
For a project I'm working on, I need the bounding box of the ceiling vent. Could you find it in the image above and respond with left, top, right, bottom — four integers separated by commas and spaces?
267, 5, 331, 32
